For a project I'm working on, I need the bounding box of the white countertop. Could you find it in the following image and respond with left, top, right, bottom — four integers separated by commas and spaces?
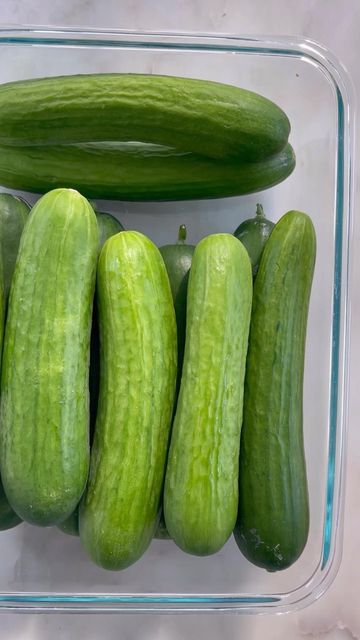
1, 1, 359, 638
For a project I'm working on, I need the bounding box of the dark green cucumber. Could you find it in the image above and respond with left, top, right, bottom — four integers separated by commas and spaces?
0, 142, 295, 201
154, 512, 171, 540
234, 203, 275, 276
0, 193, 30, 297
0, 188, 99, 526
0, 73, 290, 161
159, 225, 195, 397
90, 211, 124, 432
0, 481, 21, 531
234, 210, 316, 571
58, 506, 79, 537
0, 230, 19, 531
79, 231, 177, 570
96, 211, 124, 252
164, 234, 252, 556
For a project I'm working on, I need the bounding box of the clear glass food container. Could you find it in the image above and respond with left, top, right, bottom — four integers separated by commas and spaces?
0, 27, 354, 614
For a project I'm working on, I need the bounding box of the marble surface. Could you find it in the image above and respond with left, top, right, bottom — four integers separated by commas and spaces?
0, 1, 359, 638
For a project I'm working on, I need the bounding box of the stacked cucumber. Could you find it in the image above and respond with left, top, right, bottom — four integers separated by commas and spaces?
0, 73, 316, 574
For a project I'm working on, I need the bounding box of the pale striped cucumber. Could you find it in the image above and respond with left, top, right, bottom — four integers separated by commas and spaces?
164, 234, 253, 556
79, 231, 177, 570
0, 188, 99, 526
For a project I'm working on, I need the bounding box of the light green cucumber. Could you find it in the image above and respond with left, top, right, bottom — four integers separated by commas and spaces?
164, 234, 252, 556
234, 210, 316, 571
79, 231, 177, 570
57, 209, 124, 537
0, 188, 99, 526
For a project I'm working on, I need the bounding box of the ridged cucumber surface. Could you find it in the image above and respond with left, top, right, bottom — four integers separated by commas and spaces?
234, 210, 316, 571
164, 234, 252, 556
0, 188, 99, 526
79, 231, 177, 570
0, 142, 295, 201
0, 73, 290, 161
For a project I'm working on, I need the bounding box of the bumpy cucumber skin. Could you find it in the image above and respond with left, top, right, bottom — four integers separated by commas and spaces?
0, 73, 290, 161
164, 234, 253, 556
234, 211, 316, 571
0, 142, 295, 201
0, 193, 29, 298
0, 188, 99, 526
79, 231, 177, 571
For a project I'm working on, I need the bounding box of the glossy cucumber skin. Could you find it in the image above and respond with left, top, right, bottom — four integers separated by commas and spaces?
234, 204, 275, 277
164, 234, 252, 556
79, 231, 177, 570
95, 211, 124, 253
90, 211, 124, 432
0, 73, 290, 161
0, 142, 295, 201
159, 238, 195, 398
0, 188, 99, 526
58, 506, 79, 537
0, 193, 29, 298
234, 211, 316, 571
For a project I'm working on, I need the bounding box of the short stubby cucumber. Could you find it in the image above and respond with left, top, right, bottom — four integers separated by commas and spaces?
159, 225, 195, 399
0, 188, 99, 526
234, 210, 316, 571
0, 193, 30, 298
164, 234, 253, 556
0, 73, 290, 161
0, 142, 295, 201
234, 203, 275, 277
79, 231, 177, 570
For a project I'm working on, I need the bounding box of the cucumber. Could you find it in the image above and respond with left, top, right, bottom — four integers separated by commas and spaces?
96, 211, 124, 252
154, 512, 171, 540
0, 188, 99, 526
164, 234, 252, 556
234, 210, 316, 571
79, 231, 177, 570
57, 209, 123, 537
0, 481, 21, 531
0, 234, 19, 531
90, 211, 124, 431
0, 73, 290, 161
58, 506, 79, 537
0, 142, 295, 201
159, 225, 195, 398
234, 203, 275, 277
0, 193, 30, 297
